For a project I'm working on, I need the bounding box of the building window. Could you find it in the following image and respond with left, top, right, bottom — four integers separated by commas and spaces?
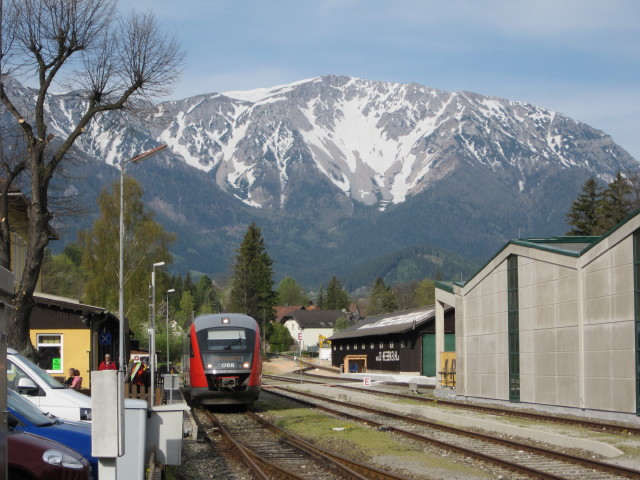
508, 255, 520, 402
37, 334, 63, 373
340, 345, 343, 351
346, 344, 350, 350
389, 340, 394, 348
361, 343, 365, 350
370, 342, 374, 349
379, 341, 384, 349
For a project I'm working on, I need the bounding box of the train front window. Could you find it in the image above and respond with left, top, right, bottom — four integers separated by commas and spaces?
199, 328, 250, 352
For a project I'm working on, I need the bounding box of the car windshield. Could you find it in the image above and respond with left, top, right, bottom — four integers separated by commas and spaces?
7, 389, 55, 427
8, 352, 66, 389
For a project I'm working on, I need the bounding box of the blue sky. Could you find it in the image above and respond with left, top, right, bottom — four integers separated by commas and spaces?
123, 0, 640, 161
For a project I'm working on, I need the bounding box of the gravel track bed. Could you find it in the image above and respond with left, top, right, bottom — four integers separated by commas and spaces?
210, 409, 355, 479
174, 379, 640, 479
175, 407, 255, 480
267, 388, 633, 480
259, 390, 522, 480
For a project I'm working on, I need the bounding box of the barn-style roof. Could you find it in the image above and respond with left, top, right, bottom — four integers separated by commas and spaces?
329, 306, 437, 340
282, 309, 345, 329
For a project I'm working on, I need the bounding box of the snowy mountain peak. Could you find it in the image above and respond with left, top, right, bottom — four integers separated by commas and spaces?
222, 77, 319, 103
3, 74, 637, 283
154, 74, 629, 209
41, 74, 638, 210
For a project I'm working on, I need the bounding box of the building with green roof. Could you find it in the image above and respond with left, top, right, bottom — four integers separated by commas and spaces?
435, 209, 640, 417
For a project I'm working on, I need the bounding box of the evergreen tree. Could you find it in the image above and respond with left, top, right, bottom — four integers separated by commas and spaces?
325, 276, 349, 310
625, 170, 640, 210
79, 177, 174, 338
228, 222, 277, 325
316, 285, 325, 308
183, 272, 196, 299
367, 277, 398, 315
267, 323, 293, 352
194, 275, 223, 314
597, 172, 633, 233
566, 177, 602, 235
277, 276, 309, 306
176, 290, 195, 329
414, 279, 436, 307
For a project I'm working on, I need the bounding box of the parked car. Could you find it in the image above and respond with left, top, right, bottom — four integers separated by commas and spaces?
7, 348, 92, 421
8, 429, 91, 480
7, 388, 98, 478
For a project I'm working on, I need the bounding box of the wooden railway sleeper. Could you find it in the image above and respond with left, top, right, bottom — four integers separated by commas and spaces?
246, 410, 410, 480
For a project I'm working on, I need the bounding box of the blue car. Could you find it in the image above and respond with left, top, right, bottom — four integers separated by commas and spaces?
7, 388, 98, 479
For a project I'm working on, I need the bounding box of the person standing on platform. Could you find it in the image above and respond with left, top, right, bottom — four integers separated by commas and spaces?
99, 353, 117, 371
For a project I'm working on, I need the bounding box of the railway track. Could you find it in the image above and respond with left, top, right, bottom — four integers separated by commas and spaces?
265, 372, 640, 437
330, 383, 640, 437
263, 373, 338, 385
267, 386, 640, 479
201, 408, 415, 480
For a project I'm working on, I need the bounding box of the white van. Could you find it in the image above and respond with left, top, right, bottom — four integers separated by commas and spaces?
7, 348, 93, 421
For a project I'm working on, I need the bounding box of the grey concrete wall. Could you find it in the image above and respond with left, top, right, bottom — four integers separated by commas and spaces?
581, 235, 635, 413
458, 258, 508, 399
456, 216, 640, 414
518, 256, 581, 407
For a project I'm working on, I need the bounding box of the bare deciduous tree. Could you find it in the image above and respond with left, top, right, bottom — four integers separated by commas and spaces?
0, 0, 184, 356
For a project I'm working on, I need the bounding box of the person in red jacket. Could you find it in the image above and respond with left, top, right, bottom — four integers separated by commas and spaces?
99, 353, 117, 371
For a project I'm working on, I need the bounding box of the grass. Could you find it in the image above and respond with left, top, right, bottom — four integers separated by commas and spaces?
259, 403, 491, 478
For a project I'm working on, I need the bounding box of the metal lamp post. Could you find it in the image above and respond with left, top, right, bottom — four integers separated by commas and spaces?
166, 288, 175, 405
118, 145, 166, 373
150, 261, 165, 406
166, 289, 175, 369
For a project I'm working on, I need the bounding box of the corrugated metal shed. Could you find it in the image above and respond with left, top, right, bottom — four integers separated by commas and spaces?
329, 306, 436, 340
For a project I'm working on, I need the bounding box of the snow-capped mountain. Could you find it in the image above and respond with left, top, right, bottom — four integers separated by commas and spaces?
51, 74, 634, 212
123, 75, 635, 210
3, 75, 638, 286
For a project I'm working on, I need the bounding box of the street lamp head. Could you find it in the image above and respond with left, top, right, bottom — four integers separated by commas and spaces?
167, 288, 175, 294
153, 261, 165, 268
130, 145, 167, 165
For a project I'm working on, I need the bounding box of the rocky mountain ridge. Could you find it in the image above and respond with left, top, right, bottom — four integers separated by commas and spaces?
3, 75, 638, 288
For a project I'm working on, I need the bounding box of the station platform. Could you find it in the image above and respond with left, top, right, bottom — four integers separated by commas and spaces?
339, 372, 436, 386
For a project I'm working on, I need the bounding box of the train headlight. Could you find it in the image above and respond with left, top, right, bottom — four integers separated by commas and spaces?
243, 362, 250, 368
